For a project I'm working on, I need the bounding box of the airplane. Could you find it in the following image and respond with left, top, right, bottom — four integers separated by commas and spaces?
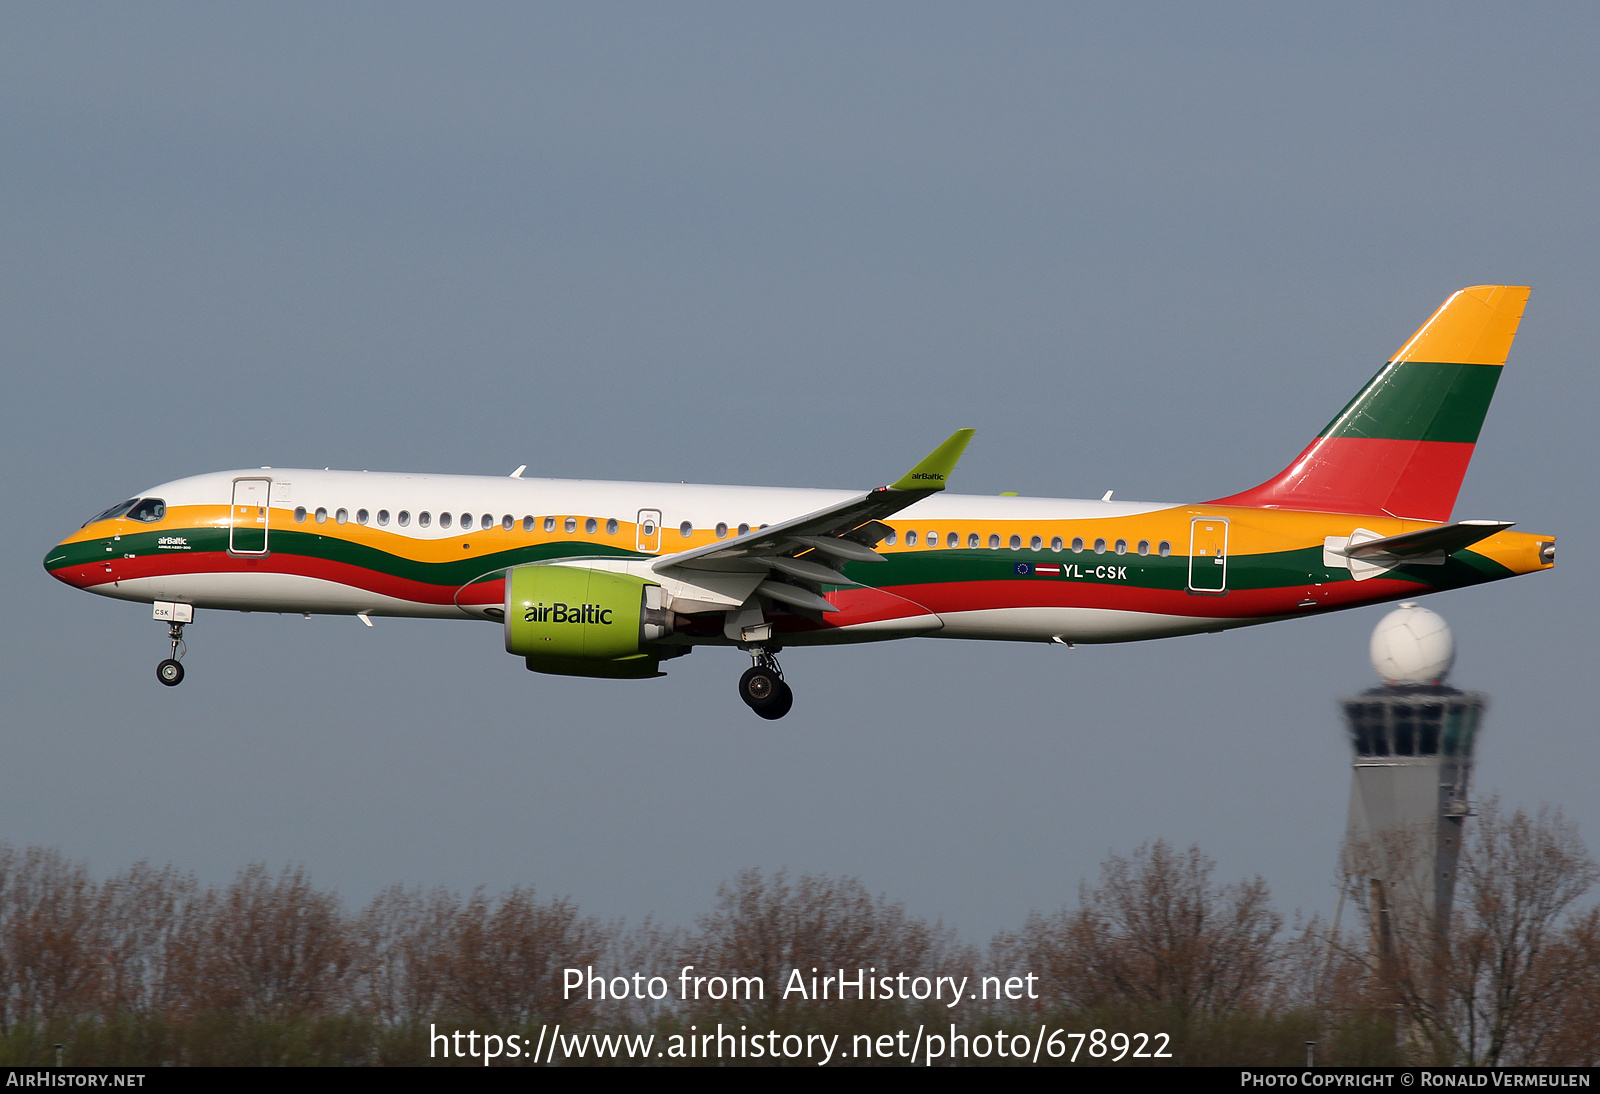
44, 285, 1554, 719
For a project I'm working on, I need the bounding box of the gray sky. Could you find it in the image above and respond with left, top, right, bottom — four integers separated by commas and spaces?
3, 3, 1595, 940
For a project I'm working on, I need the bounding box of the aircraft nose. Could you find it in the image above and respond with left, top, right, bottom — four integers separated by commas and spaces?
44, 535, 92, 588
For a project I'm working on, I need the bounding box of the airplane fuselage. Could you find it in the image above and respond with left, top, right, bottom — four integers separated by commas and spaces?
45, 466, 1553, 648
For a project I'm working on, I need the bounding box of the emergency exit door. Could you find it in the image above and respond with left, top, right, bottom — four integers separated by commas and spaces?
1187, 516, 1228, 594
230, 478, 271, 555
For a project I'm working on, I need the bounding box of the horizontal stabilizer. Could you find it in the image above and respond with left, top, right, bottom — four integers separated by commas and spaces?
1343, 519, 1514, 559
1324, 519, 1514, 580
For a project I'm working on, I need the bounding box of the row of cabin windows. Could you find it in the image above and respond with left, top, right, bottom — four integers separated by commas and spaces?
890, 530, 1173, 557
294, 507, 622, 534
290, 508, 759, 537
290, 505, 1175, 557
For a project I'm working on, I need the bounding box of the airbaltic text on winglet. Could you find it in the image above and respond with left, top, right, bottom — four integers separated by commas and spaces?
908, 472, 944, 481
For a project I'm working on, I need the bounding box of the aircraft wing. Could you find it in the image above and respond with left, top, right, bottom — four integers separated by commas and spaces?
650, 429, 974, 613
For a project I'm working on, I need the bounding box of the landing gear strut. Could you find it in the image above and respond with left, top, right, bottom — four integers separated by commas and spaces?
738, 647, 793, 720
156, 622, 186, 687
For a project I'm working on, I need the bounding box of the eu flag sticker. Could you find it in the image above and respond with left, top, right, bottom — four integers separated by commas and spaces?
1015, 562, 1033, 576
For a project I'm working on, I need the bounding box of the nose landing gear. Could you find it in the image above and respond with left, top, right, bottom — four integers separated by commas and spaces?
151, 602, 194, 686
738, 647, 793, 720
156, 621, 186, 687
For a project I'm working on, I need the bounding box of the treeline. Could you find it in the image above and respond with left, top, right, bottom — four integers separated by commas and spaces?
1, 801, 1596, 1066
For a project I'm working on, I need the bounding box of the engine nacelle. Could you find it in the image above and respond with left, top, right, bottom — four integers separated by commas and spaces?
504, 564, 677, 678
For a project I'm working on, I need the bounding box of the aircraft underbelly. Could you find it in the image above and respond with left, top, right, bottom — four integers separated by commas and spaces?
934, 606, 1243, 643
92, 573, 475, 619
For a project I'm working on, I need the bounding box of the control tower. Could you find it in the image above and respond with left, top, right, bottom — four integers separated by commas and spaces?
1340, 603, 1486, 951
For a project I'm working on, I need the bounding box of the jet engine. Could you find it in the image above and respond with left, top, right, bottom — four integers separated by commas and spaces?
504, 564, 679, 678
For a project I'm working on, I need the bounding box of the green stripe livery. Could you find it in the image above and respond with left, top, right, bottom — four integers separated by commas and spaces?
1320, 361, 1502, 444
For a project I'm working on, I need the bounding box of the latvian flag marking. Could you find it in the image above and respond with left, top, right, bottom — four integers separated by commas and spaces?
1034, 564, 1062, 576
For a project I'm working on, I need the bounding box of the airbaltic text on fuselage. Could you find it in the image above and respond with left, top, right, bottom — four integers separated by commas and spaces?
523, 603, 614, 625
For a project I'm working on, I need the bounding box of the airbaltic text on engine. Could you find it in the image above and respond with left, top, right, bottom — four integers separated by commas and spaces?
524, 603, 614, 625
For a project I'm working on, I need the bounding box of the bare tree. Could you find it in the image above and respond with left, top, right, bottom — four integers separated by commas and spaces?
97, 860, 197, 1015
1527, 906, 1600, 1066
0, 846, 105, 1028
688, 869, 963, 1019
166, 864, 353, 1019
1014, 840, 1282, 1019
1345, 799, 1599, 1065
355, 883, 608, 1025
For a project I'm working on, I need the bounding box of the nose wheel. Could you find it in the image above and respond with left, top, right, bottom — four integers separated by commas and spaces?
738, 648, 793, 720
156, 622, 187, 687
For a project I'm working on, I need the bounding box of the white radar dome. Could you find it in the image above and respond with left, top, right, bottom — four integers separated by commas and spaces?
1369, 602, 1455, 686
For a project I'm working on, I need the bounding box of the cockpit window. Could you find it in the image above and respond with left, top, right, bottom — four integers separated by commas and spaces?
82, 499, 138, 527
127, 498, 166, 523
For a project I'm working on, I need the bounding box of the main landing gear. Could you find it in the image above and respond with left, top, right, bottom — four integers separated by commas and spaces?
156, 622, 186, 687
738, 647, 793, 720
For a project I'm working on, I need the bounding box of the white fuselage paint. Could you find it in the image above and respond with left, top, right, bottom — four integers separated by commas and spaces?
79, 467, 1182, 643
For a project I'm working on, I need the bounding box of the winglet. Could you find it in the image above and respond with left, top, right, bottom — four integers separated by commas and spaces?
888, 429, 975, 492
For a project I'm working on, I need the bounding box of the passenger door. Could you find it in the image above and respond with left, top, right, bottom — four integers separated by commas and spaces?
230, 478, 271, 555
1187, 516, 1228, 594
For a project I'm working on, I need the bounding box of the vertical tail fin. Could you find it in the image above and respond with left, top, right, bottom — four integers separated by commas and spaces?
1213, 285, 1530, 522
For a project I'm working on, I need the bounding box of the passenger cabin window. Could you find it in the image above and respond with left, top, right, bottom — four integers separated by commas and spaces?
398, 511, 411, 527
680, 521, 692, 537
356, 509, 369, 525
882, 530, 897, 545
335, 508, 349, 525
737, 523, 750, 536
1159, 540, 1172, 557
439, 513, 452, 529
461, 513, 473, 529
988, 534, 1000, 549
419, 512, 432, 527
565, 517, 576, 533
968, 533, 979, 549
927, 530, 939, 546
502, 515, 514, 531
1030, 535, 1042, 551
1050, 536, 1063, 551
128, 498, 166, 523
294, 506, 307, 523
544, 517, 556, 532
377, 510, 390, 526
315, 507, 328, 524
716, 523, 728, 538
1138, 540, 1150, 556
1115, 539, 1127, 555
481, 514, 492, 529
1009, 534, 1022, 550
947, 533, 959, 548
587, 518, 599, 535
1072, 537, 1084, 552
906, 531, 918, 546
1094, 538, 1106, 554
606, 518, 618, 535
522, 516, 535, 531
